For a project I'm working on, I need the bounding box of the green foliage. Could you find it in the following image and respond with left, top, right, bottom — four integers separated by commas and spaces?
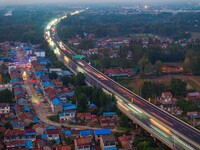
73, 72, 86, 86
76, 93, 88, 112
2, 73, 11, 84
0, 89, 13, 103
61, 75, 71, 86
0, 6, 56, 44
133, 130, 165, 149
80, 38, 93, 50
74, 86, 116, 114
141, 81, 166, 99
170, 78, 187, 97
177, 98, 200, 114
48, 72, 58, 80
47, 115, 59, 123
4, 122, 12, 129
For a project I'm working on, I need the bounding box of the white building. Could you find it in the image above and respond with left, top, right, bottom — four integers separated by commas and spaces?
34, 50, 45, 57
0, 83, 12, 91
49, 68, 63, 76
0, 103, 10, 115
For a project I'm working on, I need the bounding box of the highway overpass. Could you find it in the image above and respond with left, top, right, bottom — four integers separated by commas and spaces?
44, 12, 200, 150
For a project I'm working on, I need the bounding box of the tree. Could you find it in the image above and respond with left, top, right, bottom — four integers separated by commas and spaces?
74, 72, 86, 86
138, 56, 152, 77
155, 60, 162, 76
80, 38, 93, 50
48, 72, 58, 80
61, 75, 71, 86
0, 89, 13, 103
76, 93, 88, 112
170, 78, 187, 97
183, 57, 191, 73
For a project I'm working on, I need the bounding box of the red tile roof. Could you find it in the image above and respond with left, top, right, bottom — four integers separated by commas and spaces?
75, 137, 91, 146
32, 124, 44, 130
4, 129, 24, 137
6, 140, 26, 147
46, 129, 59, 135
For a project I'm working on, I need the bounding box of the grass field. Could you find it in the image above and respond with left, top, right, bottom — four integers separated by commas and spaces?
129, 75, 200, 92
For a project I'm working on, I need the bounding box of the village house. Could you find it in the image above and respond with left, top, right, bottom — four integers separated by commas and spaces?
4, 129, 24, 142
51, 98, 63, 115
100, 134, 117, 150
0, 103, 10, 116
80, 130, 93, 140
46, 129, 60, 141
94, 129, 111, 142
186, 92, 200, 100
32, 124, 45, 135
11, 120, 25, 130
118, 135, 133, 149
59, 112, 76, 123
74, 137, 91, 150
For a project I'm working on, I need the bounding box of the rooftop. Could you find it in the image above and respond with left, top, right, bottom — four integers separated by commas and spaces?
94, 129, 111, 135
80, 130, 93, 137
75, 137, 91, 146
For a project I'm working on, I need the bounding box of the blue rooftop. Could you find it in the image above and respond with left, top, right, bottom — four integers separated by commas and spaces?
34, 117, 39, 123
25, 130, 36, 136
63, 70, 73, 76
23, 46, 31, 51
43, 81, 54, 88
89, 103, 96, 108
55, 137, 60, 143
37, 88, 43, 93
37, 58, 51, 64
17, 98, 29, 105
94, 129, 111, 135
65, 130, 71, 136
103, 112, 116, 116
41, 134, 47, 139
104, 148, 117, 150
35, 71, 43, 76
13, 84, 22, 89
65, 91, 75, 97
52, 98, 62, 106
24, 106, 30, 112
46, 125, 55, 130
11, 121, 24, 127
80, 130, 93, 137
10, 78, 19, 83
63, 104, 77, 111
26, 140, 33, 148
15, 91, 22, 95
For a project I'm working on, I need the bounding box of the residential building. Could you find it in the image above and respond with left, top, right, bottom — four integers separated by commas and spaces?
11, 120, 25, 130
118, 135, 133, 149
46, 129, 60, 140
51, 98, 63, 115
0, 103, 10, 115
94, 129, 111, 142
100, 134, 117, 150
74, 137, 91, 150
32, 124, 45, 135
59, 112, 76, 123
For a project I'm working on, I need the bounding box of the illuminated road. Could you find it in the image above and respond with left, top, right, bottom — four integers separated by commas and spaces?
44, 11, 200, 150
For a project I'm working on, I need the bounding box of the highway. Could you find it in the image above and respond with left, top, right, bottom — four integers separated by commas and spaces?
44, 11, 200, 150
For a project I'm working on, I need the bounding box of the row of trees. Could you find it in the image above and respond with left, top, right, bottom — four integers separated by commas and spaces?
73, 85, 116, 114
141, 78, 187, 99
58, 12, 200, 40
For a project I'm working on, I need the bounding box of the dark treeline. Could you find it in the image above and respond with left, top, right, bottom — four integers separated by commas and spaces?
58, 12, 200, 40
0, 5, 68, 44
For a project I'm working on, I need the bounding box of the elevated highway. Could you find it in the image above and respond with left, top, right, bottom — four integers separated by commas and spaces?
44, 12, 200, 150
